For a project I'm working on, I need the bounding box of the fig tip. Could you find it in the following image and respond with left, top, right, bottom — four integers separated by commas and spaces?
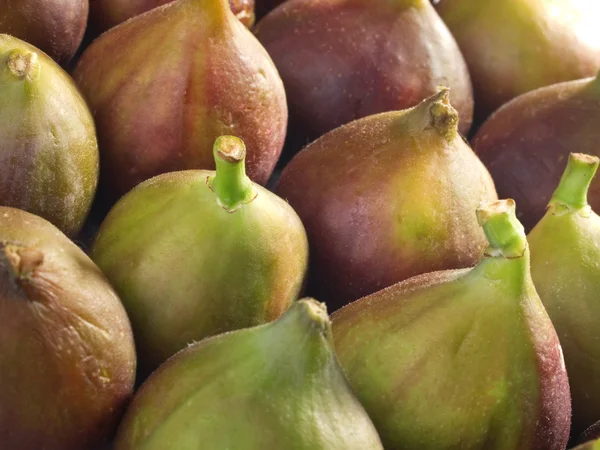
425, 87, 458, 140
214, 136, 246, 163
2, 244, 44, 281
571, 152, 600, 166
476, 199, 516, 226
296, 298, 330, 329
6, 50, 40, 81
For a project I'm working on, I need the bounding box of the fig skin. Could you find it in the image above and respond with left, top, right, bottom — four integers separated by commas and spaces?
255, 0, 473, 142
92, 136, 308, 376
89, 0, 256, 32
0, 207, 136, 450
331, 200, 571, 450
276, 89, 496, 309
528, 154, 600, 436
434, 0, 600, 121
472, 73, 600, 230
0, 0, 87, 65
73, 0, 287, 200
0, 35, 99, 237
573, 439, 600, 450
114, 299, 384, 450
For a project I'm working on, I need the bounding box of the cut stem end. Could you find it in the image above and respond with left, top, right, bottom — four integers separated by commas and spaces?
477, 199, 527, 258
6, 50, 40, 81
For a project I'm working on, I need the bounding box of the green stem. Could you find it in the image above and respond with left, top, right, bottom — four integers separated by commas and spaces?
549, 153, 599, 210
476, 199, 527, 258
209, 136, 256, 212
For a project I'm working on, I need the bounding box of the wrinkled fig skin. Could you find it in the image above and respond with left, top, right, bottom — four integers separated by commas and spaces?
434, 0, 600, 121
73, 0, 287, 200
0, 35, 99, 237
528, 154, 600, 436
276, 90, 496, 309
114, 300, 384, 450
578, 422, 600, 446
0, 207, 136, 450
0, 0, 87, 65
331, 200, 571, 449
256, 0, 473, 142
473, 74, 600, 230
89, 0, 255, 32
92, 137, 308, 376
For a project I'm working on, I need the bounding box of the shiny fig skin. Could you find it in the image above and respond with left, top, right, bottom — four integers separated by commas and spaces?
332, 200, 571, 450
89, 0, 255, 32
276, 90, 496, 309
434, 0, 600, 121
73, 0, 287, 200
0, 207, 136, 450
0, 35, 99, 237
256, 0, 473, 142
92, 137, 308, 376
473, 74, 600, 230
0, 0, 87, 65
114, 300, 383, 450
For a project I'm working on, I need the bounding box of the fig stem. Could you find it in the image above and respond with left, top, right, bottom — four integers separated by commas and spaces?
209, 136, 256, 212
274, 298, 331, 338
5, 50, 40, 81
476, 199, 527, 258
550, 153, 599, 210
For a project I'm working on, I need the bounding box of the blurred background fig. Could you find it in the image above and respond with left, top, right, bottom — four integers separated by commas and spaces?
255, 0, 473, 147
573, 438, 600, 450
0, 207, 136, 450
276, 89, 496, 309
332, 199, 571, 450
578, 422, 600, 446
92, 136, 308, 377
0, 35, 99, 237
89, 0, 255, 33
434, 0, 600, 123
73, 0, 287, 201
114, 299, 384, 450
473, 72, 600, 230
0, 0, 88, 65
528, 154, 600, 436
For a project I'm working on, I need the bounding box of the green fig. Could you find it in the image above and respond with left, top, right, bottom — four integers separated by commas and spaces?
0, 207, 136, 450
434, 0, 600, 121
114, 299, 384, 450
276, 89, 497, 309
528, 153, 600, 435
92, 136, 308, 376
332, 199, 571, 449
0, 35, 99, 237
73, 0, 287, 200
573, 439, 600, 450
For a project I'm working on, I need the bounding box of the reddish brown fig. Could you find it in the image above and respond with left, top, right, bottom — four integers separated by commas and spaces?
0, 0, 88, 65
89, 0, 255, 32
256, 0, 473, 143
73, 0, 286, 200
472, 73, 600, 230
276, 89, 497, 309
434, 0, 600, 121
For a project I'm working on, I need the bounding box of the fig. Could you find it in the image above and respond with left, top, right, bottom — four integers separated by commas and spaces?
574, 439, 600, 450
0, 207, 136, 450
255, 0, 284, 18
528, 153, 600, 436
276, 89, 496, 309
255, 0, 473, 144
472, 73, 600, 230
0, 0, 87, 65
331, 199, 571, 450
0, 35, 99, 237
114, 299, 384, 450
89, 0, 255, 33
73, 0, 287, 200
434, 0, 600, 121
578, 422, 600, 446
92, 136, 308, 376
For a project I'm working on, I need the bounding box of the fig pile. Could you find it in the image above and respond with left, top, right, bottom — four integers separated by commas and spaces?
3, 0, 600, 448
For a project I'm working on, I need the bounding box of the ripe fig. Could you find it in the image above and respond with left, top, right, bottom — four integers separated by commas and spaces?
472, 73, 600, 230
528, 153, 600, 436
92, 136, 308, 376
89, 0, 255, 33
434, 0, 600, 121
0, 35, 99, 237
255, 0, 473, 143
0, 0, 87, 65
73, 0, 287, 200
276, 89, 496, 309
114, 299, 384, 450
332, 199, 571, 450
0, 207, 136, 450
